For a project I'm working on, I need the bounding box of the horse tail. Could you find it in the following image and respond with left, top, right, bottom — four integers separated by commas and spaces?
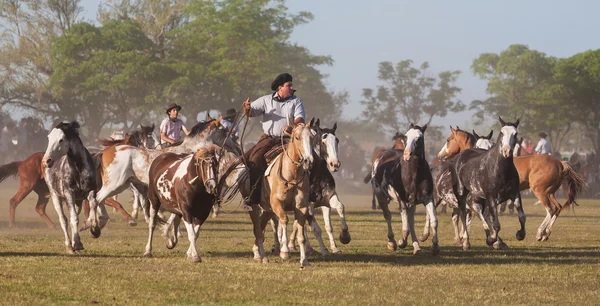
0, 161, 21, 184
92, 152, 104, 174
363, 170, 372, 184
560, 161, 586, 213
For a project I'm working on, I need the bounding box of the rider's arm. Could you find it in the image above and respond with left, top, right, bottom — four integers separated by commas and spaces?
182, 125, 190, 136
244, 97, 266, 118
160, 132, 174, 144
293, 99, 306, 123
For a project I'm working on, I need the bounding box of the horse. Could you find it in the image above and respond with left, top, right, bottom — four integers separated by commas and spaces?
41, 122, 100, 253
437, 124, 585, 242
473, 129, 494, 150
440, 117, 525, 250
0, 125, 159, 228
370, 124, 439, 255
363, 132, 407, 210
88, 117, 238, 231
144, 145, 221, 262
272, 120, 350, 256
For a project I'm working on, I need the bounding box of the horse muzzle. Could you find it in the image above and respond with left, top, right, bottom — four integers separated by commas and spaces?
328, 161, 341, 172
302, 157, 313, 171
205, 180, 217, 195
403, 150, 412, 161
502, 146, 512, 158
42, 157, 53, 168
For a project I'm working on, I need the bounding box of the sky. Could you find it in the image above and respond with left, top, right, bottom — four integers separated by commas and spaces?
80, 0, 600, 128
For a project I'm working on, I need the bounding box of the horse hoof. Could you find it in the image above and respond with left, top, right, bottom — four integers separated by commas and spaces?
397, 240, 408, 249
339, 231, 351, 245
493, 241, 509, 250
413, 249, 422, 256
189, 256, 202, 263
90, 226, 101, 239
72, 243, 84, 252
300, 259, 310, 268
271, 248, 280, 256
288, 245, 297, 252
387, 241, 398, 251
419, 234, 429, 242
143, 252, 152, 258
331, 248, 341, 254
262, 257, 270, 264
66, 247, 75, 255
280, 252, 289, 259
486, 237, 496, 247
128, 220, 137, 227
462, 242, 470, 251
516, 230, 526, 241
306, 248, 318, 256
166, 239, 177, 250
431, 244, 440, 256
541, 235, 549, 242
536, 234, 544, 241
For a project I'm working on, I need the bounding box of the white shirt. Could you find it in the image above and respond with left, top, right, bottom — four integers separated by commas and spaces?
535, 138, 552, 154
249, 93, 305, 137
220, 119, 238, 135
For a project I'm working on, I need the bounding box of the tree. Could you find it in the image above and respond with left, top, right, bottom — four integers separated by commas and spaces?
360, 60, 464, 140
470, 44, 575, 150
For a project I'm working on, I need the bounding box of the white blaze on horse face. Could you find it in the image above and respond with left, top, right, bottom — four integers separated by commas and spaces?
204, 159, 217, 194
43, 128, 68, 167
323, 133, 341, 172
437, 142, 449, 159
500, 126, 518, 158
513, 143, 521, 156
404, 128, 422, 161
475, 138, 492, 150
300, 127, 313, 170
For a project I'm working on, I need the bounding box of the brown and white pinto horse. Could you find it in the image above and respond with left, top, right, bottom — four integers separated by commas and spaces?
437, 125, 586, 242
0, 125, 159, 228
363, 132, 407, 210
144, 145, 220, 262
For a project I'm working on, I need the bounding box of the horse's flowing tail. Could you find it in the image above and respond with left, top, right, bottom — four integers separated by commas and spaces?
363, 170, 372, 184
92, 152, 103, 173
0, 161, 21, 184
560, 161, 586, 213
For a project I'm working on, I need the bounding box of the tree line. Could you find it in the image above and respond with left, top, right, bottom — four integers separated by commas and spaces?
0, 1, 598, 155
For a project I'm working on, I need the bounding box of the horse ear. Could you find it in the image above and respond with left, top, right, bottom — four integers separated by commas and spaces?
499, 116, 506, 126
151, 123, 155, 130
309, 117, 315, 127
315, 118, 320, 128
332, 122, 337, 133
515, 118, 520, 127
206, 111, 213, 121
409, 123, 414, 129
450, 126, 456, 133
473, 130, 480, 139
422, 124, 427, 132
487, 130, 493, 139
70, 121, 80, 130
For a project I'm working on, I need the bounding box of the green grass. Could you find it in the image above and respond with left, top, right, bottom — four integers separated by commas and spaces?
0, 179, 598, 305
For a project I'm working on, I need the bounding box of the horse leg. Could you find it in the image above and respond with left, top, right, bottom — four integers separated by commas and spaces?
67, 197, 84, 252
308, 209, 329, 256
378, 196, 397, 251
182, 214, 201, 263
398, 203, 410, 249
288, 219, 298, 252
486, 198, 507, 250
268, 215, 280, 255
105, 197, 136, 226
130, 183, 140, 220
541, 193, 562, 241
33, 189, 54, 229
371, 189, 377, 210
50, 193, 73, 254
532, 188, 553, 241
320, 206, 337, 254
512, 193, 526, 241
420, 206, 431, 242
251, 209, 270, 263
405, 204, 421, 255
273, 204, 290, 259
424, 199, 440, 255
499, 201, 507, 214
8, 180, 34, 228
143, 189, 160, 258
458, 198, 471, 251
295, 206, 310, 268
163, 214, 180, 249
329, 193, 350, 246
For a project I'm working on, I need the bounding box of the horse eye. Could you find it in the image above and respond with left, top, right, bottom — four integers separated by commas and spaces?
322, 134, 327, 139
59, 139, 64, 143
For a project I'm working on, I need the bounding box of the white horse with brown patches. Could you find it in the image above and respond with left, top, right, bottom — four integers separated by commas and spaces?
85, 117, 237, 229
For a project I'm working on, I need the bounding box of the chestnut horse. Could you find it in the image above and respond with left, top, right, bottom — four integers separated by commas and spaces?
0, 125, 158, 228
437, 125, 586, 241
363, 132, 407, 210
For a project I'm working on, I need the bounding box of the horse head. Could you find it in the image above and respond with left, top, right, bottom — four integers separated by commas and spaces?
43, 121, 81, 168
498, 116, 519, 158
404, 123, 427, 161
437, 126, 474, 160
290, 120, 314, 171
474, 129, 494, 150
194, 145, 220, 195
311, 118, 341, 172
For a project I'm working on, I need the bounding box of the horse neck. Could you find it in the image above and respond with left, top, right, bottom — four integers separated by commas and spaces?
67, 138, 94, 178
393, 139, 405, 150
281, 139, 304, 177
461, 134, 475, 150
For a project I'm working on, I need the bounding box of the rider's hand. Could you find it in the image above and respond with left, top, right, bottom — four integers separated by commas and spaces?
243, 97, 251, 116
283, 125, 293, 135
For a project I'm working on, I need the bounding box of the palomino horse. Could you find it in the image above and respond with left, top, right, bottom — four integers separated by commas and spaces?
370, 124, 439, 255
219, 120, 315, 267
273, 120, 350, 256
41, 122, 100, 253
363, 132, 407, 210
86, 117, 238, 231
144, 145, 221, 262
437, 125, 585, 242
0, 125, 158, 228
441, 117, 525, 250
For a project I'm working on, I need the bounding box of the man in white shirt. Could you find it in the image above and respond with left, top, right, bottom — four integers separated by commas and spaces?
219, 108, 239, 142
535, 132, 552, 155
241, 73, 306, 210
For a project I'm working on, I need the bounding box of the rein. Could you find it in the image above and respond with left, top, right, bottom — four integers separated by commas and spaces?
277, 126, 307, 193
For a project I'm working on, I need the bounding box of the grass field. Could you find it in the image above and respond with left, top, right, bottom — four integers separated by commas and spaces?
0, 179, 598, 305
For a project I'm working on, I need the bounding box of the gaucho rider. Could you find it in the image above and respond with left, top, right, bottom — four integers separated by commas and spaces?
241, 72, 314, 211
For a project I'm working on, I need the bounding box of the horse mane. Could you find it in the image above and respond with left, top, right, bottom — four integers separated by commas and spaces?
188, 120, 216, 137
55, 121, 81, 138
454, 127, 476, 148
97, 134, 131, 147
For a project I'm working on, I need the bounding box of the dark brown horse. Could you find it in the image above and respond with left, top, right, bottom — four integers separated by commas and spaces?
0, 125, 157, 228
144, 144, 220, 262
363, 132, 407, 210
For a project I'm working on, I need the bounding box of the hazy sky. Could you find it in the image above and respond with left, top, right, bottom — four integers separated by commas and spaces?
81, 0, 600, 127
